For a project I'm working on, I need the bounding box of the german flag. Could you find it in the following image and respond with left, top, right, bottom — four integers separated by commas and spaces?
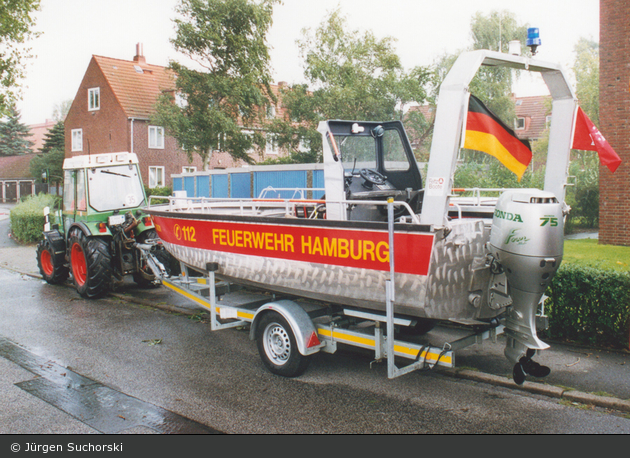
464, 95, 532, 180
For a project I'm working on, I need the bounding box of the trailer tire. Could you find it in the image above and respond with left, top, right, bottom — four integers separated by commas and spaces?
69, 230, 112, 298
256, 311, 310, 377
36, 239, 69, 285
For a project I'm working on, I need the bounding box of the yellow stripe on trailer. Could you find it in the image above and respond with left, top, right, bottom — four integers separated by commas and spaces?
317, 326, 453, 366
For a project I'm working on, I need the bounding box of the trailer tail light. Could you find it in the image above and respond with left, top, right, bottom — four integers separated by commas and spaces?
97, 222, 107, 233
306, 331, 321, 348
143, 216, 153, 227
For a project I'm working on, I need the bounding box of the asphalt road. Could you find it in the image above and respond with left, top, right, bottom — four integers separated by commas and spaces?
1, 267, 629, 435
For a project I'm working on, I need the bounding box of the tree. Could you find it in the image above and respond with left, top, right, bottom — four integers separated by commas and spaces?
469, 10, 529, 125
29, 147, 64, 188
0, 0, 41, 116
573, 38, 599, 126
153, 0, 279, 167
51, 99, 72, 123
39, 120, 64, 154
419, 11, 530, 166
565, 37, 601, 231
0, 105, 33, 156
267, 9, 430, 163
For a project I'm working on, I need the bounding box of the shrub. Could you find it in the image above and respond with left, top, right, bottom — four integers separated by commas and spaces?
544, 264, 630, 349
144, 185, 172, 205
9, 193, 62, 244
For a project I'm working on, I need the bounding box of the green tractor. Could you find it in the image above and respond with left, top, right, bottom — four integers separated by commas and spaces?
36, 152, 172, 298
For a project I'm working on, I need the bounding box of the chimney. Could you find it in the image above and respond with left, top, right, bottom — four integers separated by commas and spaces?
133, 43, 146, 64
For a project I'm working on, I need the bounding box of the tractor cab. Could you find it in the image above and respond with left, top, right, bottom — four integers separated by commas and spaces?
61, 153, 147, 230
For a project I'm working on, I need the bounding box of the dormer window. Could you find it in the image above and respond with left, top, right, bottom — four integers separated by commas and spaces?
515, 117, 525, 130
88, 87, 100, 111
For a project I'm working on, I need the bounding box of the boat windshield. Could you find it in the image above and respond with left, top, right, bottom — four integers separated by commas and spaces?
87, 164, 145, 212
338, 127, 410, 173
340, 135, 377, 173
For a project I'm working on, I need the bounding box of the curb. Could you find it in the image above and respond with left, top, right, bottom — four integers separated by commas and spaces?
2, 263, 630, 415
452, 369, 630, 414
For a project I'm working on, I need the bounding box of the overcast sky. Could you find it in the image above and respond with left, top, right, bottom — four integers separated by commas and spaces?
16, 0, 599, 125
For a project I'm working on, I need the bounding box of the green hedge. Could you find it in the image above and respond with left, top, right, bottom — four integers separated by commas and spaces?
9, 193, 61, 244
544, 264, 630, 349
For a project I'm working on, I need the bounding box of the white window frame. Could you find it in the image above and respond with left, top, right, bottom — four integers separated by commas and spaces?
148, 166, 165, 188
265, 133, 278, 156
182, 166, 197, 174
148, 126, 165, 149
71, 129, 83, 152
515, 117, 525, 130
88, 87, 100, 111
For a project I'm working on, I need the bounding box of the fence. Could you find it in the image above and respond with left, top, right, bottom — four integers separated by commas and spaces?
171, 163, 326, 199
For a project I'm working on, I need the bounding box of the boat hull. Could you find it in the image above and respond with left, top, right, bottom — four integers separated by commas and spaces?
148, 209, 499, 321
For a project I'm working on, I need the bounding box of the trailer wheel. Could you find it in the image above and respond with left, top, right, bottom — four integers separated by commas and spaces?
68, 230, 112, 298
36, 239, 69, 285
256, 312, 310, 377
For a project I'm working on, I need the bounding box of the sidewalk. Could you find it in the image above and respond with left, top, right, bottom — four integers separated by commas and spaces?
1, 205, 629, 415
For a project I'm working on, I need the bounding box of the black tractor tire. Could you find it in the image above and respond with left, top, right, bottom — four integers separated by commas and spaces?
36, 239, 69, 285
68, 230, 112, 298
256, 311, 310, 377
132, 229, 179, 287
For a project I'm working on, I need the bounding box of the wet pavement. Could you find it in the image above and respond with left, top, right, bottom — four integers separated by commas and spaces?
1, 203, 629, 420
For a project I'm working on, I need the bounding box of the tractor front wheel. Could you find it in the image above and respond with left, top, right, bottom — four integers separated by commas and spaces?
36, 239, 69, 285
68, 230, 112, 298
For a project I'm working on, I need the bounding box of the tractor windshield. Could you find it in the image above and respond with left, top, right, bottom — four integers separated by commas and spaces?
87, 164, 145, 212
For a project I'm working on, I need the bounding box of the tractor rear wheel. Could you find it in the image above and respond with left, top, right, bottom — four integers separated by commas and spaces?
36, 239, 69, 285
68, 230, 112, 298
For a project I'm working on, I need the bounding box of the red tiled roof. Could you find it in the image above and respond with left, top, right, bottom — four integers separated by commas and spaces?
93, 55, 176, 119
0, 155, 35, 179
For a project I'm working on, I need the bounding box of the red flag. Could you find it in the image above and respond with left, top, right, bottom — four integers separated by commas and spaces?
572, 107, 622, 173
465, 95, 532, 180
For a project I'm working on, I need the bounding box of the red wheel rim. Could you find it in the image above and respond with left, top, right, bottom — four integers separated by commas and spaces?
40, 249, 54, 277
71, 242, 87, 286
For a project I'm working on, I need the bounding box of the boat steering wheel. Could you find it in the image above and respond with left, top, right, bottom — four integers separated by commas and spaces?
360, 168, 387, 186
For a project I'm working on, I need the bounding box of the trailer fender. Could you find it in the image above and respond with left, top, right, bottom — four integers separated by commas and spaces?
250, 300, 322, 356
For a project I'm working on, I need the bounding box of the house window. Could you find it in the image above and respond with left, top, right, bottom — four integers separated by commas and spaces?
88, 87, 100, 111
266, 105, 276, 119
265, 133, 278, 156
515, 117, 525, 130
71, 129, 83, 152
149, 126, 165, 149
182, 166, 197, 174
148, 166, 165, 188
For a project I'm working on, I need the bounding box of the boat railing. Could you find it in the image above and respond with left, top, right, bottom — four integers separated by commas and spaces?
148, 193, 420, 224
257, 186, 326, 200
449, 187, 506, 207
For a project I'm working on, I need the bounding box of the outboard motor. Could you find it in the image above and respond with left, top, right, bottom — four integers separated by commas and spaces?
488, 189, 565, 384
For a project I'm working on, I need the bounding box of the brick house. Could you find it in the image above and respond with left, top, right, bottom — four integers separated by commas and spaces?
64, 45, 291, 188
513, 95, 551, 142
0, 155, 36, 202
64, 45, 209, 188
599, 0, 629, 246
